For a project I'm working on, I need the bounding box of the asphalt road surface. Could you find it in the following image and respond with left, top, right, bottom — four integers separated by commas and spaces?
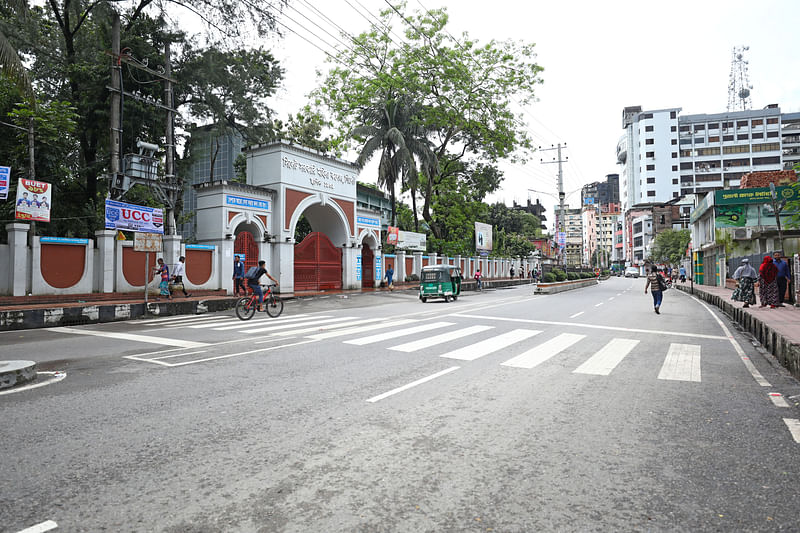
2, 277, 800, 532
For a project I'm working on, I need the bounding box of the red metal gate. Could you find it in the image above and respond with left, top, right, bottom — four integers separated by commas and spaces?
361, 244, 374, 288
234, 231, 259, 273
294, 232, 342, 291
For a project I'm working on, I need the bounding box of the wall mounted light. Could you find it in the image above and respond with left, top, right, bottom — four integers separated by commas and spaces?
225, 233, 233, 240
285, 237, 292, 243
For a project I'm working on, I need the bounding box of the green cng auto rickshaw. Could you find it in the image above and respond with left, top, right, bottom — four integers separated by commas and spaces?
419, 264, 462, 303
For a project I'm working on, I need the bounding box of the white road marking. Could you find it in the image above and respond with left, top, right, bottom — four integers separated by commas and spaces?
211, 314, 324, 331
569, 311, 584, 319
49, 327, 207, 348
242, 316, 356, 334
389, 325, 494, 353
345, 322, 454, 346
681, 292, 771, 386
608, 297, 615, 301
149, 350, 208, 360
308, 319, 419, 340
270, 317, 387, 336
138, 315, 224, 325
573, 338, 640, 376
501, 333, 584, 369
769, 393, 790, 408
442, 329, 541, 361
366, 366, 460, 403
453, 313, 727, 340
15, 520, 58, 533
129, 339, 317, 367
0, 372, 66, 396
165, 318, 239, 329
658, 343, 702, 382
595, 302, 604, 307
784, 418, 800, 443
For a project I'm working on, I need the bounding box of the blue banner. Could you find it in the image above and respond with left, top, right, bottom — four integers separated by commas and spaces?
0, 166, 9, 200
226, 195, 270, 211
105, 199, 164, 233
185, 244, 216, 251
357, 215, 380, 228
40, 237, 90, 245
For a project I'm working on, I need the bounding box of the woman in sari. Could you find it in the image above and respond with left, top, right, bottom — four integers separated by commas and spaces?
154, 258, 172, 300
731, 258, 757, 308
758, 255, 779, 308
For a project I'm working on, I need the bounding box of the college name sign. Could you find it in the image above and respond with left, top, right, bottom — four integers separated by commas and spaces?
281, 155, 356, 192
226, 195, 270, 211
715, 186, 797, 205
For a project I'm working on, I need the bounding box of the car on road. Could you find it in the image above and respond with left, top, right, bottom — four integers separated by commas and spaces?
624, 267, 640, 278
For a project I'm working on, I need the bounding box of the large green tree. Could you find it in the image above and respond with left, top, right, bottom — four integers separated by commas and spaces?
650, 229, 691, 265
315, 2, 544, 240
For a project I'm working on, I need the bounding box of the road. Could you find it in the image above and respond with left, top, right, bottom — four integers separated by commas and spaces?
2, 277, 799, 532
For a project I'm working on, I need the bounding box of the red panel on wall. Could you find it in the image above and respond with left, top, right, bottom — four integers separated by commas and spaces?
361, 244, 374, 288
385, 257, 395, 272
405, 257, 413, 274
285, 189, 312, 230
228, 210, 240, 223
41, 244, 85, 289
122, 247, 157, 287
331, 198, 355, 236
186, 250, 212, 285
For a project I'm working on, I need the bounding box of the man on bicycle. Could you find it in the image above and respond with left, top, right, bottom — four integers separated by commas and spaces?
245, 260, 279, 310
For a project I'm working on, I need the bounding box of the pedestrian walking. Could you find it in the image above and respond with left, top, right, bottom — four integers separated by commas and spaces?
644, 265, 665, 314
679, 265, 686, 283
773, 251, 791, 306
731, 258, 757, 308
170, 256, 192, 298
475, 269, 482, 291
385, 264, 394, 291
758, 255, 779, 308
510, 265, 515, 278
233, 255, 245, 296
154, 258, 172, 300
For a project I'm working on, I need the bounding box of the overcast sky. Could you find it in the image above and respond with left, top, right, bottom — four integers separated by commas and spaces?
262, 0, 800, 219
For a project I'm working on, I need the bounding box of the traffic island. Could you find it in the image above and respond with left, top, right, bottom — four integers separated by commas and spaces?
0, 360, 37, 390
534, 279, 598, 294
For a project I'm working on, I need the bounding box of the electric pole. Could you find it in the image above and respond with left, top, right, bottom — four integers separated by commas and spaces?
540, 143, 567, 268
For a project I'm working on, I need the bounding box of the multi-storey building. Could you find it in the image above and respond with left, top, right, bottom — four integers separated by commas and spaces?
581, 174, 620, 207
677, 106, 783, 195
581, 206, 597, 266
782, 112, 800, 172
598, 208, 620, 268
554, 206, 583, 267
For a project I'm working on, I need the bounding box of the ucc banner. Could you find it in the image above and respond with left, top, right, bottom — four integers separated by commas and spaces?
105, 199, 164, 233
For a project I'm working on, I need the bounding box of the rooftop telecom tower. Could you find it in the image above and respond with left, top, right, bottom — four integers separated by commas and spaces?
727, 46, 753, 112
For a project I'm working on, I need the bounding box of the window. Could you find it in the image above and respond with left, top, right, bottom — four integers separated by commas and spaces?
737, 134, 749, 141
694, 124, 705, 131
680, 125, 690, 132
767, 117, 779, 125
672, 178, 679, 184
646, 164, 655, 170
752, 142, 780, 152
672, 152, 678, 158
641, 113, 653, 119
723, 157, 750, 167
670, 111, 677, 119
681, 176, 693, 183
646, 138, 654, 145
723, 145, 749, 154
737, 120, 749, 128
671, 139, 677, 145
647, 191, 656, 197
696, 173, 721, 182
646, 151, 655, 158
722, 121, 734, 129
752, 119, 763, 126
672, 165, 678, 171
753, 156, 780, 165
673, 192, 679, 198
708, 122, 719, 129
767, 131, 779, 138
694, 137, 704, 144
708, 136, 719, 143
680, 149, 692, 157
671, 126, 677, 132
723, 135, 734, 141
680, 162, 693, 170
645, 125, 654, 132
647, 177, 655, 184
696, 147, 720, 156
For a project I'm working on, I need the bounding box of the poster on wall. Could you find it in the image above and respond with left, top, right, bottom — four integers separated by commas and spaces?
105, 199, 164, 233
397, 230, 426, 251
15, 179, 52, 222
386, 226, 399, 245
0, 166, 9, 200
475, 222, 493, 251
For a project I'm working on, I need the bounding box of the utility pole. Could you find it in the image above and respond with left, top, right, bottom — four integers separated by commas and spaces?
164, 40, 176, 235
540, 143, 567, 268
110, 14, 121, 177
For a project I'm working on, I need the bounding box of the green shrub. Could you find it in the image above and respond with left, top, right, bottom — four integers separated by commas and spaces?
542, 272, 556, 283
552, 269, 567, 282
567, 272, 578, 280
405, 274, 419, 282
601, 270, 611, 277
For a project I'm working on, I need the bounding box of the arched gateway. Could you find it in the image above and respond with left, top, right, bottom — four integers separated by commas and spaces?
193, 141, 383, 294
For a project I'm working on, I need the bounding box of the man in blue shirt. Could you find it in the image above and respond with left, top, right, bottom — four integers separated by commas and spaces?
232, 255, 245, 296
773, 251, 791, 306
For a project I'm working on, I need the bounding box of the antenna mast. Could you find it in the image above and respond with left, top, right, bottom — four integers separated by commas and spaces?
727, 46, 753, 112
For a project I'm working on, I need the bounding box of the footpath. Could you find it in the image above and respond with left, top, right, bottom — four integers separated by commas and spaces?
0, 277, 542, 332
675, 282, 800, 381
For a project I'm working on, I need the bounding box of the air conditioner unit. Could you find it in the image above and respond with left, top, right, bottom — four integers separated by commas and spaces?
732, 228, 748, 240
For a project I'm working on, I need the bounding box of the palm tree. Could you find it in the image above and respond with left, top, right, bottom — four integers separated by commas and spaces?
353, 96, 436, 229
0, 0, 34, 99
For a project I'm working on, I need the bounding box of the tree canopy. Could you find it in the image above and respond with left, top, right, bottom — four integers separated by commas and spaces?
650, 229, 691, 265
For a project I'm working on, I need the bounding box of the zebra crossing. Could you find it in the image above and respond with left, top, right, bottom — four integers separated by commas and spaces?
132, 313, 707, 381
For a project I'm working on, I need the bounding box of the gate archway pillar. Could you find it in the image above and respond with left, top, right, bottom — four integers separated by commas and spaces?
273, 240, 295, 294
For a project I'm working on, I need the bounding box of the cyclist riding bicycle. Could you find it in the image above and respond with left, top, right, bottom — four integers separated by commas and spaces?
244, 260, 279, 311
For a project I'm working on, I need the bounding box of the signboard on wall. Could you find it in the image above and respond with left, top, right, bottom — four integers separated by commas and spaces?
386, 226, 399, 245
15, 179, 52, 222
225, 195, 270, 211
133, 232, 163, 252
357, 215, 380, 228
105, 199, 164, 233
397, 230, 426, 251
0, 166, 9, 200
475, 222, 492, 251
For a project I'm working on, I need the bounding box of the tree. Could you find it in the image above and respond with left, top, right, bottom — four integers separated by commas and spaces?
650, 229, 691, 265
315, 2, 543, 239
0, 0, 33, 98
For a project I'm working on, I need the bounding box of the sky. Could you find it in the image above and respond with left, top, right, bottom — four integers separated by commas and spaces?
258, 0, 800, 223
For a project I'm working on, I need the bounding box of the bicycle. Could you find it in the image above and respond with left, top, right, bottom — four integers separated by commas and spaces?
235, 284, 283, 320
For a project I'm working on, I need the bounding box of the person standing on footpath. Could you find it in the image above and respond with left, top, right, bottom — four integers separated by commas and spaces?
170, 256, 192, 298
233, 255, 245, 296
731, 258, 757, 308
758, 255, 779, 308
773, 251, 791, 306
474, 268, 482, 291
385, 264, 394, 291
644, 265, 665, 314
510, 265, 515, 278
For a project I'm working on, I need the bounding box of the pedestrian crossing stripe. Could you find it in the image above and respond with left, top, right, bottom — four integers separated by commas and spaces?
500, 332, 583, 369
658, 343, 701, 382
573, 338, 640, 376
389, 325, 495, 353
344, 322, 454, 346
309, 319, 419, 340
441, 329, 541, 361
270, 317, 388, 337
243, 316, 357, 334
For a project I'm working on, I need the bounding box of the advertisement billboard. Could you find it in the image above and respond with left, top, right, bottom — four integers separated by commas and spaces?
15, 179, 52, 222
397, 230, 426, 251
475, 222, 492, 251
105, 199, 164, 233
0, 166, 9, 200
